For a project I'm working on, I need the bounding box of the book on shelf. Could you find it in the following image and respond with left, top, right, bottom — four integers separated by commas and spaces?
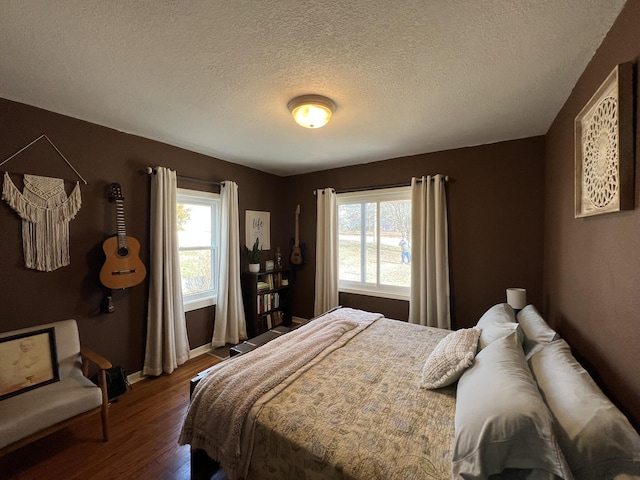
257, 294, 270, 314
272, 310, 283, 327
258, 293, 274, 313
257, 274, 276, 291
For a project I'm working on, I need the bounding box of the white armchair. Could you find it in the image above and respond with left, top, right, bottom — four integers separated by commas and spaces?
0, 319, 111, 455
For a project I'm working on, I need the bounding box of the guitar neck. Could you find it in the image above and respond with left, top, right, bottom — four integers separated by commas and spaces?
294, 205, 300, 247
115, 199, 128, 247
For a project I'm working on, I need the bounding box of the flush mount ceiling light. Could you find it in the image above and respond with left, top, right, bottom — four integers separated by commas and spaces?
288, 95, 336, 129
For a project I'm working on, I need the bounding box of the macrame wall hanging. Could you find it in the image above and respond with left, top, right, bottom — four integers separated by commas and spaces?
0, 135, 86, 272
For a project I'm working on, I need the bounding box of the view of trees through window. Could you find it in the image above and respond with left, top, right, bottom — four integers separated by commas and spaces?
338, 193, 411, 292
176, 190, 219, 310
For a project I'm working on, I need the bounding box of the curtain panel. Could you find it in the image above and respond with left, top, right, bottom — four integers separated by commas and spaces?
213, 181, 247, 347
143, 167, 190, 376
408, 175, 451, 329
314, 188, 339, 316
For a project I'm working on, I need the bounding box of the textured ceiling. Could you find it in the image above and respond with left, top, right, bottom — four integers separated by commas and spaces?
0, 1, 627, 176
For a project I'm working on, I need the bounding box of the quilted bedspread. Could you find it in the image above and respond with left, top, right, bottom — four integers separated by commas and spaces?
182, 308, 382, 478
245, 317, 455, 480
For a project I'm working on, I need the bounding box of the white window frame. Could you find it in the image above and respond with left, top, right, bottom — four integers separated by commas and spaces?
337, 186, 411, 300
177, 188, 220, 312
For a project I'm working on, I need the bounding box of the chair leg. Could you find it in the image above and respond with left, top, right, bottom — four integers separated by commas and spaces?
101, 403, 109, 442
99, 369, 109, 442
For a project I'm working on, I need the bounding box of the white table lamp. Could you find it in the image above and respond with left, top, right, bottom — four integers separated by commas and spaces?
506, 288, 527, 310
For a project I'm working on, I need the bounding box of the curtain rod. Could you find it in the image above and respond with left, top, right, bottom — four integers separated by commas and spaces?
314, 175, 449, 195
145, 167, 224, 187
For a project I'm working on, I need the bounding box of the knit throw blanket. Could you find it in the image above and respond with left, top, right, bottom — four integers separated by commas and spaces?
179, 308, 382, 479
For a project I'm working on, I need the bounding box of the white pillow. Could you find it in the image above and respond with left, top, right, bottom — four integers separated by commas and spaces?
419, 328, 480, 389
529, 340, 640, 479
517, 305, 560, 358
475, 303, 522, 350
453, 332, 572, 479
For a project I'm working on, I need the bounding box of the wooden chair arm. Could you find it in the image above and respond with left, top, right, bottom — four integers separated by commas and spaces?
80, 347, 112, 377
80, 348, 112, 438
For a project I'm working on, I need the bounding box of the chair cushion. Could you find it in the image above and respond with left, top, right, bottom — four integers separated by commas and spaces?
0, 374, 102, 450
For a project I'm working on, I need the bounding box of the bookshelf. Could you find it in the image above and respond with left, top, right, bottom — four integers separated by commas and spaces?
241, 269, 292, 337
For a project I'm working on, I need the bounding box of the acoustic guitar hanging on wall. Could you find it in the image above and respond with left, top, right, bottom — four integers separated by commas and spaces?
100, 183, 147, 289
290, 204, 303, 265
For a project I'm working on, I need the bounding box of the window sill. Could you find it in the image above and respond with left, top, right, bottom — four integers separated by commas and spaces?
339, 286, 409, 301
184, 296, 217, 313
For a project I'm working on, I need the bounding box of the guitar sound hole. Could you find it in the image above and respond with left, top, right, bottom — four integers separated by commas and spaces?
117, 247, 129, 257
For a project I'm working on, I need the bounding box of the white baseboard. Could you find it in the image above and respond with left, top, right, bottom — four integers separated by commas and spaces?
127, 370, 145, 385
127, 342, 213, 385
190, 343, 212, 358
292, 316, 308, 325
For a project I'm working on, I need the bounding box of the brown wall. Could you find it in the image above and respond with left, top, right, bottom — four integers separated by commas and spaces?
0, 96, 546, 375
544, 0, 640, 428
0, 98, 286, 375
285, 137, 546, 328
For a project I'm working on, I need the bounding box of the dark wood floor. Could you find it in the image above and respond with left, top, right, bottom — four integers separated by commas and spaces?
0, 353, 221, 480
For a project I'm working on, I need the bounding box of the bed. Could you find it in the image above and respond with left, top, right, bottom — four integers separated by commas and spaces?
180, 306, 640, 480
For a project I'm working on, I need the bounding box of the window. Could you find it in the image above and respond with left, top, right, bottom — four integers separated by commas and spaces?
177, 188, 220, 312
337, 186, 411, 300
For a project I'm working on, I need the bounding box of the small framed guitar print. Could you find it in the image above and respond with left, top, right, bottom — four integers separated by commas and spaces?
99, 183, 147, 289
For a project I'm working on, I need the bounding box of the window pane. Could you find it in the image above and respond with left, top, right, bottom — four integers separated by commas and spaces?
177, 188, 220, 311
364, 202, 377, 283
380, 200, 411, 287
337, 187, 411, 299
177, 203, 212, 248
180, 250, 212, 295
338, 204, 361, 281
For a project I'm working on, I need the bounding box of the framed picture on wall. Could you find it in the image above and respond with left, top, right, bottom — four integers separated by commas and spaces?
574, 62, 634, 218
0, 327, 60, 401
246, 210, 271, 250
